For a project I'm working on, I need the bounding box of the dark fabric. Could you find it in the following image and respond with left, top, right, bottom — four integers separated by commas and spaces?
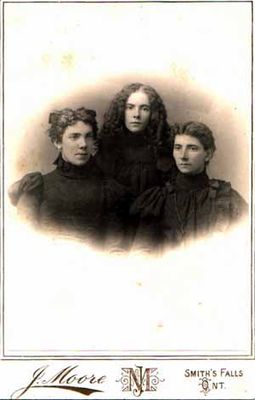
17, 155, 130, 247
96, 132, 175, 249
98, 134, 159, 196
52, 154, 103, 179
131, 172, 248, 250
98, 132, 175, 195
12, 130, 176, 248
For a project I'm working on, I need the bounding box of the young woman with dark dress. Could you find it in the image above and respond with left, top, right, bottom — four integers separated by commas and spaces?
9, 83, 175, 249
97, 83, 175, 247
131, 121, 248, 251
98, 82, 175, 195
14, 108, 128, 249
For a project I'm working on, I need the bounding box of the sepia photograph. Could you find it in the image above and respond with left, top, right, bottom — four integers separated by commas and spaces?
1, 0, 253, 398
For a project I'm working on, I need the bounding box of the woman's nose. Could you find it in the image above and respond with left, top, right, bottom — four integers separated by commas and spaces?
133, 107, 141, 119
78, 138, 87, 148
180, 148, 188, 159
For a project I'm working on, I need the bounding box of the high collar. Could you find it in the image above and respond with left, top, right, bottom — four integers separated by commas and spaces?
175, 171, 209, 192
121, 129, 150, 148
53, 153, 103, 179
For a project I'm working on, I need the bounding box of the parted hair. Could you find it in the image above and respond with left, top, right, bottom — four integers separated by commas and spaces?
101, 83, 172, 153
172, 121, 216, 153
48, 107, 98, 143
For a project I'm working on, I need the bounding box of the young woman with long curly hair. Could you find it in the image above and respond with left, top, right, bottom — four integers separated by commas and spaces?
98, 82, 175, 195
9, 83, 175, 249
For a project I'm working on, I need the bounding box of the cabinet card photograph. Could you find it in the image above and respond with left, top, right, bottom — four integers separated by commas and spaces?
1, 1, 254, 399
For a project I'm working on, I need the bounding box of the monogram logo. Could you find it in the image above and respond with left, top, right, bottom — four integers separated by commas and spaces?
117, 366, 164, 397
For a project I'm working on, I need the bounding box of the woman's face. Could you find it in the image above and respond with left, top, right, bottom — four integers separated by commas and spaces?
124, 90, 151, 133
57, 121, 95, 166
173, 134, 211, 175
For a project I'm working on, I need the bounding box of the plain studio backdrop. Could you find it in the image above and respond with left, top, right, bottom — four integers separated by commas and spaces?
3, 2, 252, 355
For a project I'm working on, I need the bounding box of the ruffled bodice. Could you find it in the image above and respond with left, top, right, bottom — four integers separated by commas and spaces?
115, 135, 160, 196
131, 172, 247, 248
162, 172, 212, 242
99, 133, 173, 196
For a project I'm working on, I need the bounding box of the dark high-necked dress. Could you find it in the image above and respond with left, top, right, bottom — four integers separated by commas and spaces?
130, 171, 248, 251
99, 132, 174, 194
11, 130, 176, 249
97, 131, 175, 247
17, 155, 129, 248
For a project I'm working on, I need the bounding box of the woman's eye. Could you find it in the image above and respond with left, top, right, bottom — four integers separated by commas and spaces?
69, 134, 80, 139
190, 146, 198, 151
141, 106, 150, 112
174, 146, 181, 150
126, 104, 133, 110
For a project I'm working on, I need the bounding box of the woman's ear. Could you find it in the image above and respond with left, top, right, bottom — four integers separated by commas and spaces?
205, 149, 213, 163
53, 141, 62, 151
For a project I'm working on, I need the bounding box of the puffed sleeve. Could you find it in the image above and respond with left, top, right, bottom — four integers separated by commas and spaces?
230, 189, 248, 222
210, 180, 248, 231
8, 172, 43, 206
17, 179, 44, 227
130, 186, 168, 217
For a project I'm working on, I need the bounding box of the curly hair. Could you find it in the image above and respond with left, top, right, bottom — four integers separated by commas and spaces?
101, 83, 172, 154
48, 107, 98, 143
172, 121, 216, 154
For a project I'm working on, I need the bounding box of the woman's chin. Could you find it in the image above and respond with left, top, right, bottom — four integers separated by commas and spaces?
69, 157, 90, 166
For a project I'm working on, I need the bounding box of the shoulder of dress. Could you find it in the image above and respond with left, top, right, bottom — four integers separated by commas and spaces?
41, 168, 59, 183
209, 180, 248, 222
209, 179, 231, 192
24, 171, 45, 193
208, 181, 237, 216
42, 169, 55, 178
130, 186, 168, 217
